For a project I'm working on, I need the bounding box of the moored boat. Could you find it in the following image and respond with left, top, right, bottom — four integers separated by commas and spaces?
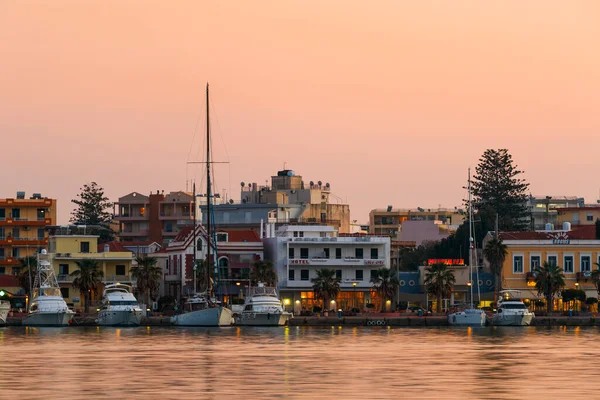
171, 292, 233, 326
96, 283, 144, 326
491, 290, 535, 326
0, 300, 10, 325
236, 283, 291, 326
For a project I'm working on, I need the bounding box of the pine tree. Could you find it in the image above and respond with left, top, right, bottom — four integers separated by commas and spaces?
70, 182, 115, 242
471, 149, 530, 231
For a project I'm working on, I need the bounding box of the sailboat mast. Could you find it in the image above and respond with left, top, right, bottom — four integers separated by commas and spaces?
206, 83, 212, 293
468, 168, 474, 309
192, 181, 197, 294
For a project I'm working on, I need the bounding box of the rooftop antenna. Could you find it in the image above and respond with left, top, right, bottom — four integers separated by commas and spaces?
283, 161, 287, 170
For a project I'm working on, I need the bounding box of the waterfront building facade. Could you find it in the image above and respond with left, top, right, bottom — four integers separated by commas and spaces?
486, 225, 600, 308
369, 207, 464, 237
46, 226, 135, 311
556, 205, 600, 227
526, 195, 584, 230
113, 190, 195, 246
0, 192, 56, 276
264, 225, 391, 313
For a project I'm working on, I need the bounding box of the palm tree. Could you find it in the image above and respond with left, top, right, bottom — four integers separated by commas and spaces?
590, 262, 600, 297
311, 268, 340, 313
370, 268, 400, 312
483, 237, 508, 301
17, 256, 38, 295
70, 259, 104, 313
424, 262, 456, 313
534, 261, 565, 313
131, 255, 162, 307
250, 259, 278, 286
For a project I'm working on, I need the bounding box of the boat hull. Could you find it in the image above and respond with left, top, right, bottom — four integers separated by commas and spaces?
236, 312, 292, 326
23, 311, 75, 326
0, 304, 9, 326
171, 306, 233, 327
97, 309, 144, 326
491, 313, 535, 326
448, 310, 486, 326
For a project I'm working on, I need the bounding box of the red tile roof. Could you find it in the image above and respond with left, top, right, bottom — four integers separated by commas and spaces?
500, 225, 597, 241
97, 241, 131, 253
174, 226, 194, 242
217, 229, 261, 243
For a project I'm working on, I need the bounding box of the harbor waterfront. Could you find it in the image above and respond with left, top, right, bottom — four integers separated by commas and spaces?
5, 314, 600, 327
2, 325, 600, 399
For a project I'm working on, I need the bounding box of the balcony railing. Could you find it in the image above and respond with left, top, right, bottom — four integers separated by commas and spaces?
104, 275, 134, 283
57, 274, 74, 282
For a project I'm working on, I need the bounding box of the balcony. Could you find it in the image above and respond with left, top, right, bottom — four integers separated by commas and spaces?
7, 237, 48, 246
287, 257, 387, 267
0, 257, 19, 265
57, 274, 74, 282
162, 230, 180, 236
119, 230, 149, 237
114, 213, 148, 221
159, 212, 193, 221
0, 198, 53, 207
104, 275, 134, 284
1, 217, 51, 226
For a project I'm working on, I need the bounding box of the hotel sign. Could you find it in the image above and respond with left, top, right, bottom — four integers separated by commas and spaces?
551, 233, 570, 245
365, 260, 385, 266
290, 259, 310, 265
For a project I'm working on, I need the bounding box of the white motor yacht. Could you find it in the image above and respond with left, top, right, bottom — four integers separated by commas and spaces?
236, 283, 292, 326
491, 290, 535, 326
0, 300, 10, 325
23, 250, 75, 326
170, 292, 233, 327
96, 283, 144, 326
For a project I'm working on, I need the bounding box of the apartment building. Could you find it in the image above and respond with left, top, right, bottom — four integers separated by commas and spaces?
0, 192, 56, 276
369, 206, 464, 237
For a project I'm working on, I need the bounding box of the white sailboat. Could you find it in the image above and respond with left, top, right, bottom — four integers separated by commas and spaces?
236, 283, 292, 326
0, 300, 10, 325
171, 83, 233, 327
448, 169, 486, 326
23, 250, 75, 326
96, 283, 144, 326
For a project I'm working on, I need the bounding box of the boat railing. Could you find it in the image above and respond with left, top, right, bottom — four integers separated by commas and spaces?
248, 286, 279, 297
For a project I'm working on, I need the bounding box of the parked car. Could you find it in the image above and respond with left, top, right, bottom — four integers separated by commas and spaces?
407, 306, 431, 315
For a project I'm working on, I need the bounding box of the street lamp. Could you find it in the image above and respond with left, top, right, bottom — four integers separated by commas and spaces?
352, 282, 357, 309
575, 282, 580, 312
467, 281, 472, 307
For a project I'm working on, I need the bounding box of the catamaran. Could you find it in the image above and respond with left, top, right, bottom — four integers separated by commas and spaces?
23, 250, 75, 326
448, 169, 486, 326
171, 83, 233, 327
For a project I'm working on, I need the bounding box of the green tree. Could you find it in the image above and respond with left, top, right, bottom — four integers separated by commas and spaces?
534, 261, 565, 313
483, 237, 508, 300
471, 149, 530, 231
131, 255, 162, 306
249, 259, 278, 286
70, 182, 115, 243
17, 256, 38, 295
590, 262, 600, 296
424, 262, 456, 313
70, 259, 104, 313
370, 268, 400, 312
311, 268, 340, 313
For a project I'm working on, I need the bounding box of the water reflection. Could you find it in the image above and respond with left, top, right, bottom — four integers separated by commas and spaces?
1, 326, 600, 399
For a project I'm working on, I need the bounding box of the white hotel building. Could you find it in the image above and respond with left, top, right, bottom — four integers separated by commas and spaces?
264, 225, 391, 313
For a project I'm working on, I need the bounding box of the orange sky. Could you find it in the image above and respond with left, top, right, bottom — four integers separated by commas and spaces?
1, 1, 599, 223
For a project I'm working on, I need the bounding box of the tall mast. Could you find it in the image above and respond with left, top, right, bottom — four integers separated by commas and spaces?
192, 181, 197, 294
206, 83, 212, 293
468, 168, 474, 309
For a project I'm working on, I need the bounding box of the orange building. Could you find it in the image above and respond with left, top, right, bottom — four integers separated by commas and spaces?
0, 192, 56, 276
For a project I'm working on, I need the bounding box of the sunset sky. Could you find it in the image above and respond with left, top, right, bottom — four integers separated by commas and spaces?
1, 1, 599, 223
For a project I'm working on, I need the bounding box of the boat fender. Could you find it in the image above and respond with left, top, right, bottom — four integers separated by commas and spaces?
453, 316, 456, 323
366, 320, 373, 326
376, 320, 385, 326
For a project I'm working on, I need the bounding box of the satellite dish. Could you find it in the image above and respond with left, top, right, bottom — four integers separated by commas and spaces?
241, 182, 245, 187
325, 183, 330, 187
310, 181, 314, 186
318, 181, 322, 186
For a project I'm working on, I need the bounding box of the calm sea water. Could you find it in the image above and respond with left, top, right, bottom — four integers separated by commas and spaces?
0, 325, 598, 399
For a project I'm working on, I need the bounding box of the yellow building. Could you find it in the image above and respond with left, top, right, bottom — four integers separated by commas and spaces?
0, 192, 56, 275
47, 226, 134, 311
557, 206, 600, 227
490, 225, 600, 307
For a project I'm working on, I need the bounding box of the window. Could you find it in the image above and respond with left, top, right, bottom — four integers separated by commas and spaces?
335, 269, 342, 280
60, 288, 69, 298
300, 248, 309, 259
216, 233, 228, 242
293, 231, 298, 238
299, 231, 304, 238
587, 214, 594, 222
581, 256, 591, 272
244, 211, 251, 224
37, 208, 46, 219
116, 265, 126, 275
548, 256, 557, 266
80, 242, 90, 253
11, 208, 20, 218
0, 208, 5, 219
355, 248, 364, 259
324, 248, 330, 258
12, 248, 20, 258
356, 269, 364, 281
320, 232, 327, 238
0, 267, 5, 274
289, 247, 295, 259
513, 256, 524, 273
530, 256, 541, 271
370, 269, 378, 280
300, 269, 309, 281
371, 248, 378, 260
335, 248, 342, 259
564, 256, 574, 273
196, 239, 203, 251
289, 269, 295, 281
37, 228, 45, 240
59, 264, 69, 275
165, 222, 173, 233
12, 228, 20, 239
0, 248, 4, 257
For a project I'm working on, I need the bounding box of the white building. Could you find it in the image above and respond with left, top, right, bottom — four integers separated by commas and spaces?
264, 225, 391, 314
